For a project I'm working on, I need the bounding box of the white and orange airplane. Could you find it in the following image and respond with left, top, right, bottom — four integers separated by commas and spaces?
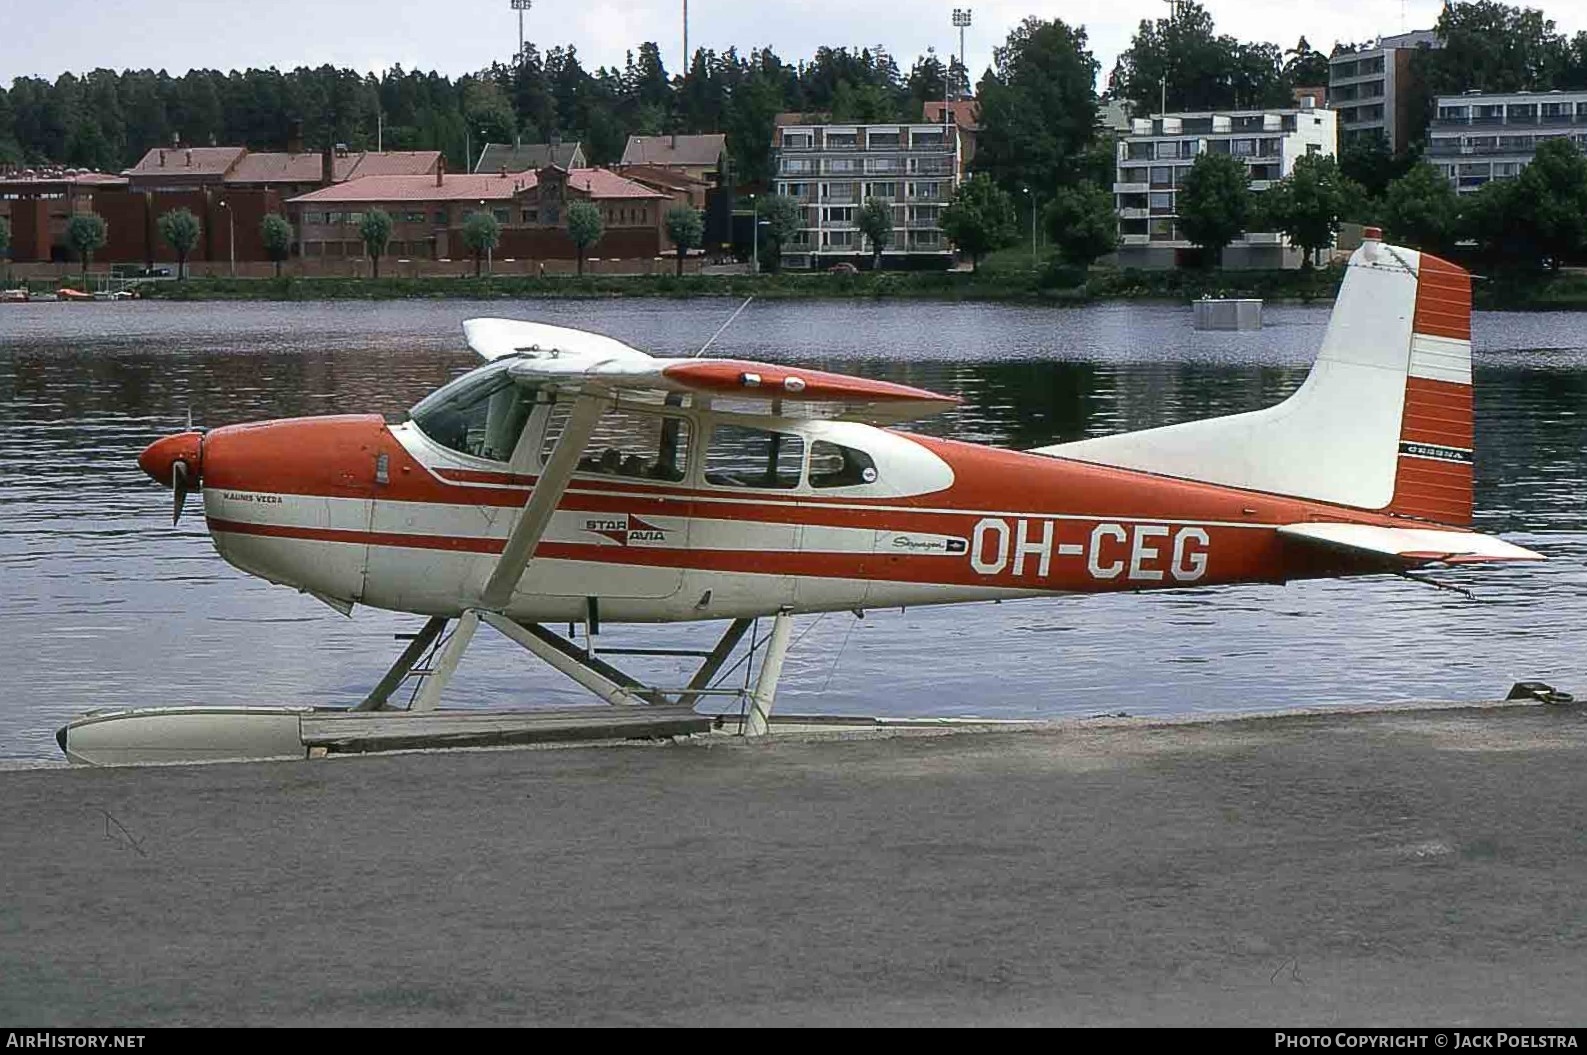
106, 231, 1542, 749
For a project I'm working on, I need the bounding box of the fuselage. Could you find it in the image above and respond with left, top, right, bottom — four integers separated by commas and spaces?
174, 375, 1416, 625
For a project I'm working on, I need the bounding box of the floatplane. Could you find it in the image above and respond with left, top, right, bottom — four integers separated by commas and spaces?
58, 230, 1544, 764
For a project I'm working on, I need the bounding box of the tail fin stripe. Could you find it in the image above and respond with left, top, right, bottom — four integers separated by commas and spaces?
1412, 256, 1473, 341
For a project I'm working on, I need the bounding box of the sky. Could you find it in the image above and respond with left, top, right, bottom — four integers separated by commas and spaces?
3, 0, 1586, 90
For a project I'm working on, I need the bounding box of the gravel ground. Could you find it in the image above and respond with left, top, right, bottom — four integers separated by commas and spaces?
3, 703, 1586, 1026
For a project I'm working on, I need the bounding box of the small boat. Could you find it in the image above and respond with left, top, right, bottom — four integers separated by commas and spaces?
57, 287, 93, 301
0, 289, 28, 303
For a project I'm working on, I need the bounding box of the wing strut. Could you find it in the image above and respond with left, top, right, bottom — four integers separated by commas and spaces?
411, 391, 605, 711
481, 391, 605, 611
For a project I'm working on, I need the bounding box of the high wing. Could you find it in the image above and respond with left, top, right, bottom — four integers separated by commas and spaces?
462, 317, 958, 425
1278, 523, 1544, 566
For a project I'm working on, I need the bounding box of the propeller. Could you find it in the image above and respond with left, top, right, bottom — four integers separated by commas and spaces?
171, 459, 191, 525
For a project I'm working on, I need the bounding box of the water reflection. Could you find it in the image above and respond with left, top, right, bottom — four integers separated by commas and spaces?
1, 298, 1583, 761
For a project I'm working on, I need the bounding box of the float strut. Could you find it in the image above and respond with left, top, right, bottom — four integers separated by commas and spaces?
745, 608, 794, 737
410, 610, 480, 712
677, 617, 755, 710
354, 616, 448, 711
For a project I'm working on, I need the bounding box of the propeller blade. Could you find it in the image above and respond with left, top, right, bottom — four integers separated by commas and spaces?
172, 459, 189, 525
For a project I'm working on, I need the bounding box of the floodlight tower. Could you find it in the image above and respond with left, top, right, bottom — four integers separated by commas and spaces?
511, 0, 532, 64
951, 8, 971, 97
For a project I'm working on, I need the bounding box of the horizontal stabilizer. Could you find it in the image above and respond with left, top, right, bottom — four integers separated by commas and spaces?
1278, 523, 1544, 566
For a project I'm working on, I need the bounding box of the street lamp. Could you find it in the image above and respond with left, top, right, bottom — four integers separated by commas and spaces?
749, 194, 758, 273
511, 0, 532, 65
951, 9, 971, 97
218, 199, 235, 277
480, 199, 492, 275
1021, 186, 1036, 267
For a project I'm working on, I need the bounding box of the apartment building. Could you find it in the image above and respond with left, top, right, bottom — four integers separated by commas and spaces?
1328, 29, 1438, 154
771, 117, 963, 269
1427, 90, 1587, 193
1113, 106, 1337, 269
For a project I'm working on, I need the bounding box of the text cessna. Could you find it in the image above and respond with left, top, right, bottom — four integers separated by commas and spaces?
968, 518, 1211, 583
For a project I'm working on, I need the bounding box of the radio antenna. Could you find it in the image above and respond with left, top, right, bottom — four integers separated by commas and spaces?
694, 295, 754, 358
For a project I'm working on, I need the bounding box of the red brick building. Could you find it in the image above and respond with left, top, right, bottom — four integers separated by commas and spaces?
0, 169, 129, 263
287, 166, 672, 263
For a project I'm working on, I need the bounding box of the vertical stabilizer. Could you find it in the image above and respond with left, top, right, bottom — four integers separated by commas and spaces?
1034, 231, 1475, 526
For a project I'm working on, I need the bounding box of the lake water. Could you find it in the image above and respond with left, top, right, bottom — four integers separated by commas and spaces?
2, 297, 1584, 762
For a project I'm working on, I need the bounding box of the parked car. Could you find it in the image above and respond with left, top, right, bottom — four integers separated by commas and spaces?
827, 262, 859, 275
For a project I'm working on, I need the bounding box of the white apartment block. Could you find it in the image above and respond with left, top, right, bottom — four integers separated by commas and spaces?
771, 121, 963, 269
1114, 107, 1338, 270
1427, 90, 1587, 194
1328, 29, 1439, 155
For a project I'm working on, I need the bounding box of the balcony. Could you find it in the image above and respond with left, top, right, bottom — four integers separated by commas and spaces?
1119, 233, 1150, 246
1113, 181, 1148, 194
1118, 207, 1149, 220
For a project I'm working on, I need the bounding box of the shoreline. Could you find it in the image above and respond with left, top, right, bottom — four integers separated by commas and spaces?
4, 696, 1585, 1024
13, 266, 1586, 309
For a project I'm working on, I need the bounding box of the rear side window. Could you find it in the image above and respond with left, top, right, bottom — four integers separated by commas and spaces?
705, 425, 804, 489
809, 441, 878, 488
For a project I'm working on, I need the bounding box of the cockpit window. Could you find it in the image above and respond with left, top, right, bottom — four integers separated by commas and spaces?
409, 367, 533, 462
809, 440, 879, 488
705, 425, 804, 489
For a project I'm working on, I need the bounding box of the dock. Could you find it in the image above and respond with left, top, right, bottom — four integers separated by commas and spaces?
5, 698, 1586, 1025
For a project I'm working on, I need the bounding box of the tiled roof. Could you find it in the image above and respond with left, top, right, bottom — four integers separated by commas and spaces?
477, 142, 583, 173
620, 134, 726, 167
343, 151, 442, 179
614, 164, 711, 192
567, 168, 669, 199
226, 150, 440, 185
125, 146, 246, 178
0, 169, 128, 188
287, 173, 530, 203
285, 168, 668, 204
924, 100, 980, 130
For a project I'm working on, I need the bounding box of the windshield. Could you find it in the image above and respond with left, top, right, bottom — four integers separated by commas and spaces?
409, 363, 534, 462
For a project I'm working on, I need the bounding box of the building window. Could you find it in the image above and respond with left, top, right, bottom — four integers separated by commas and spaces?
304, 211, 325, 224
1149, 166, 1173, 187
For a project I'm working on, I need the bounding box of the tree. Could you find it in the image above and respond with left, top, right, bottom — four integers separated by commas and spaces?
857, 197, 892, 270
1111, 2, 1286, 116
358, 209, 393, 278
1176, 152, 1251, 267
0, 216, 10, 284
939, 174, 1017, 271
755, 193, 803, 273
566, 200, 603, 276
1426, 1, 1570, 95
663, 205, 704, 276
1338, 133, 1412, 202
461, 210, 500, 277
260, 214, 293, 278
66, 213, 108, 283
973, 16, 1100, 196
1282, 37, 1330, 88
1043, 179, 1117, 267
158, 208, 200, 280
1458, 176, 1531, 268
1513, 136, 1587, 269
1260, 155, 1359, 267
1383, 163, 1461, 255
